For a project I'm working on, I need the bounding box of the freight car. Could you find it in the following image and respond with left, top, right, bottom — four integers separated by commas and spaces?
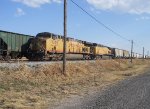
26, 32, 113, 61
0, 30, 34, 61
123, 50, 130, 58
111, 48, 130, 59
132, 52, 138, 58
111, 48, 124, 58
132, 52, 142, 59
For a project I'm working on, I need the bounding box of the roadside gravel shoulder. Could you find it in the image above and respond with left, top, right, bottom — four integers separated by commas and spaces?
52, 65, 150, 109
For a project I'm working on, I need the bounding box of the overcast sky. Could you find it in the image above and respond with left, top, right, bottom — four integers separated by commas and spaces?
0, 0, 150, 54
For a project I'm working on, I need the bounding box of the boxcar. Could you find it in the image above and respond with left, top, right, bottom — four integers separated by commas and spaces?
0, 30, 34, 60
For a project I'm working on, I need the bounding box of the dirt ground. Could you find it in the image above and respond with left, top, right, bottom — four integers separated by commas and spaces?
0, 59, 149, 109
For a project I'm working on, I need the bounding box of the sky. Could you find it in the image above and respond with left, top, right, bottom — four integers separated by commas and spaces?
0, 0, 150, 54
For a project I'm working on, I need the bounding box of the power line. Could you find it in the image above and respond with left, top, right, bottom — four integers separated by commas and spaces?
70, 0, 149, 56
70, 0, 131, 42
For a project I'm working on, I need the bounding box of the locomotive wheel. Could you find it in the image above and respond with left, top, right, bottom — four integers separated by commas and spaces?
39, 56, 44, 61
49, 57, 53, 61
35, 56, 44, 61
4, 56, 11, 62
0, 56, 4, 61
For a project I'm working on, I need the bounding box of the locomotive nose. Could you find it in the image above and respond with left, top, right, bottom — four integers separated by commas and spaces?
29, 38, 45, 51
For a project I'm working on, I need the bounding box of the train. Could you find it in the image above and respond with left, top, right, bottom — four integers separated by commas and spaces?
0, 30, 148, 61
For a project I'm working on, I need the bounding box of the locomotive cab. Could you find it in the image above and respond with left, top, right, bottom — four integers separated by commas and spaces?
27, 38, 46, 60
26, 32, 57, 60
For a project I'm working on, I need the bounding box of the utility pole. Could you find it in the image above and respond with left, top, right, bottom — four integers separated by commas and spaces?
143, 47, 145, 60
131, 40, 133, 63
63, 0, 67, 74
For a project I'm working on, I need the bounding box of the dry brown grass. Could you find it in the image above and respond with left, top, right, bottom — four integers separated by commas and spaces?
0, 59, 149, 109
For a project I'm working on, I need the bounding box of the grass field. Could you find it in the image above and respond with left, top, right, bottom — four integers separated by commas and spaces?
0, 59, 149, 109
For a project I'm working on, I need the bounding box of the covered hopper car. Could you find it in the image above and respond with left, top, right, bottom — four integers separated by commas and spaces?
111, 48, 124, 58
111, 48, 130, 59
0, 30, 34, 60
123, 50, 130, 58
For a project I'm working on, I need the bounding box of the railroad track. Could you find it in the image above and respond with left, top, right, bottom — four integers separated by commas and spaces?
0, 58, 146, 68
0, 59, 98, 68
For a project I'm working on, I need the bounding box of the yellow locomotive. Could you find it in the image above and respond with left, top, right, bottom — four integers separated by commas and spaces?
83, 42, 112, 59
27, 32, 91, 60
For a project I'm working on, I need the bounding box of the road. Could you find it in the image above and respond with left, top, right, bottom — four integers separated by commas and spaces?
54, 70, 150, 109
